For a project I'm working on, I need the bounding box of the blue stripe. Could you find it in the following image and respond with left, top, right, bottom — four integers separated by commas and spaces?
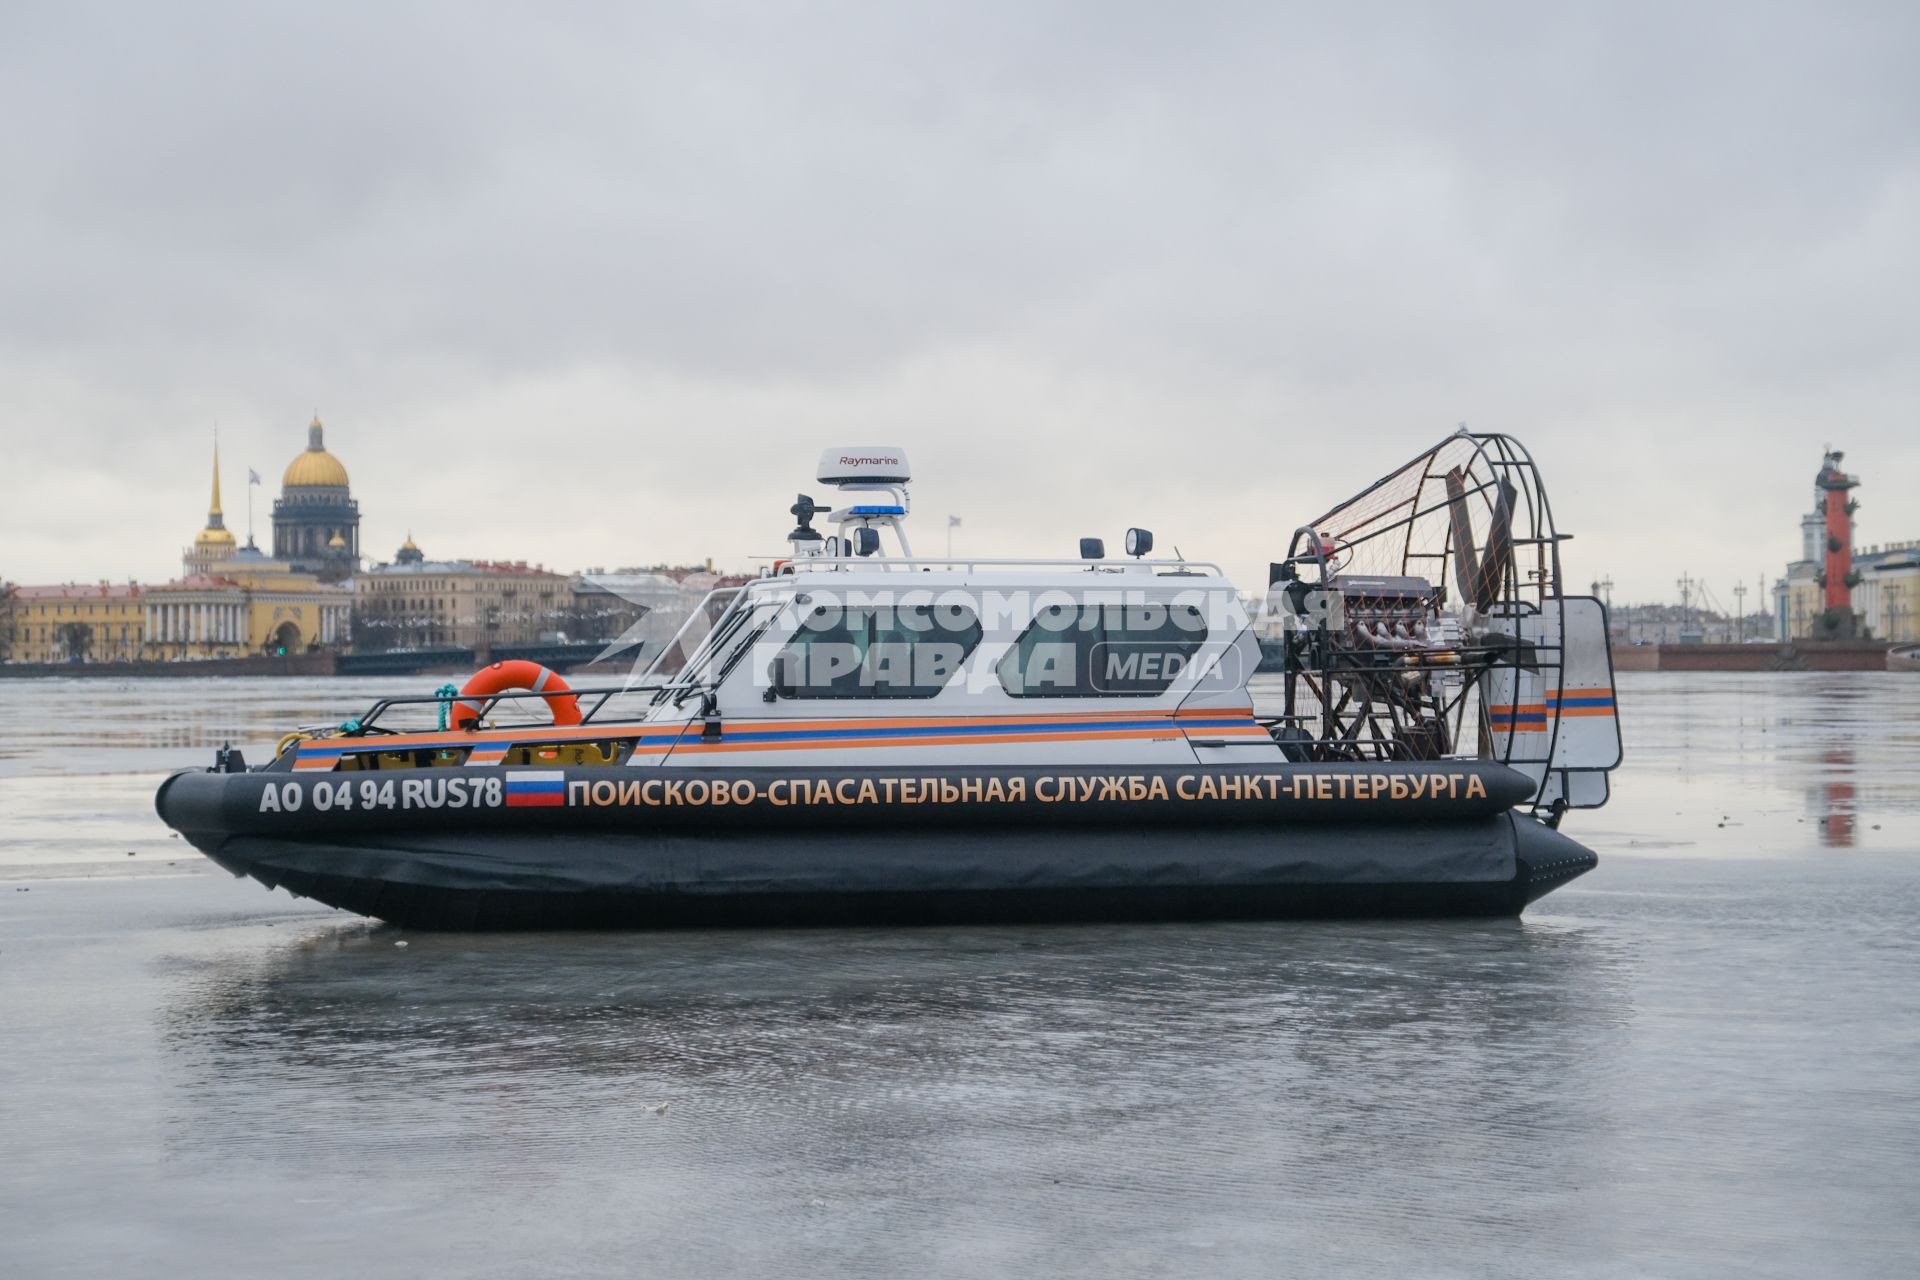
299, 742, 489, 758
505, 780, 566, 794
304, 733, 681, 759
706, 717, 1233, 745
299, 716, 1254, 758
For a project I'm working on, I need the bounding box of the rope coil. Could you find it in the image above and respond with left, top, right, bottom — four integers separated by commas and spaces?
434, 683, 460, 731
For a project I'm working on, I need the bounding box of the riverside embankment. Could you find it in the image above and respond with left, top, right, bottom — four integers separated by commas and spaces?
1610, 640, 1898, 672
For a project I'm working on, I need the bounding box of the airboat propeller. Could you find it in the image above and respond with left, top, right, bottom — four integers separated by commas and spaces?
1444, 466, 1517, 616
1444, 467, 1482, 611
1271, 429, 1618, 815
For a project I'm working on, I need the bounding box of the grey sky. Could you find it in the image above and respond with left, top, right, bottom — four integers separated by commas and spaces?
3, 1, 1915, 604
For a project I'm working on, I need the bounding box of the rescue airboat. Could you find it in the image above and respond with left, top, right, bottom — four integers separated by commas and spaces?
156, 433, 1621, 929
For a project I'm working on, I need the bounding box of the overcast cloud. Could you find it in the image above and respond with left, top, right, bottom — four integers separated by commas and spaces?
2, 0, 1915, 604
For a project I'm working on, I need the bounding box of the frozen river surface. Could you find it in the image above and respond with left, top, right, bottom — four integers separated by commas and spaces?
2, 672, 1918, 1278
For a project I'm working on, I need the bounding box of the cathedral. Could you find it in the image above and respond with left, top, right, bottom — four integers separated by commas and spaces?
3, 425, 359, 664
272, 415, 360, 582
160, 434, 352, 658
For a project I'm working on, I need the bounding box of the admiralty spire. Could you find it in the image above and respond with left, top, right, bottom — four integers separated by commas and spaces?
183, 436, 238, 576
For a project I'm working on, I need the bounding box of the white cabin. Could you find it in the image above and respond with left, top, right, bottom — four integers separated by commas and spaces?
630, 447, 1277, 768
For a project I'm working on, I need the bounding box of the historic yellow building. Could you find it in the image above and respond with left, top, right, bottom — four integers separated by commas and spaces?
142, 554, 351, 659
355, 537, 566, 650
150, 442, 352, 657
1857, 542, 1920, 643
2, 440, 351, 664
1778, 541, 1920, 642
3, 583, 151, 663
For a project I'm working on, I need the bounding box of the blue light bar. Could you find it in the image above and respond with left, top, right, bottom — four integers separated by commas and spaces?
845, 505, 906, 516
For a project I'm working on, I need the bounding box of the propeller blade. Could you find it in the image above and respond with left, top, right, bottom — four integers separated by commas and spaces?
1472, 480, 1516, 613
1443, 468, 1481, 608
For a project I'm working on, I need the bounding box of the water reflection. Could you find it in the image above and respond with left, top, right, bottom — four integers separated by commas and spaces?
1592, 672, 1920, 858
0, 676, 428, 775
9, 672, 1919, 868
5, 668, 1914, 1275
159, 919, 1630, 1234
1818, 747, 1856, 847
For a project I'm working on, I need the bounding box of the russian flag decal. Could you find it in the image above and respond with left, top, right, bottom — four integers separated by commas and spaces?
505, 770, 567, 808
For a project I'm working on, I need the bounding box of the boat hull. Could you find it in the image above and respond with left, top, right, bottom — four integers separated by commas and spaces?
156, 763, 1597, 929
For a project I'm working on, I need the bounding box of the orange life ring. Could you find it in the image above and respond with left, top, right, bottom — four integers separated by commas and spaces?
451, 660, 581, 730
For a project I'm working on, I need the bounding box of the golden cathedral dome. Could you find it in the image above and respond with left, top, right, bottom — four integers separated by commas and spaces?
327, 531, 347, 549
283, 416, 351, 488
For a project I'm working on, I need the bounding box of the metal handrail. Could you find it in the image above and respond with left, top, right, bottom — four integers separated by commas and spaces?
346, 682, 692, 736
773, 555, 1227, 576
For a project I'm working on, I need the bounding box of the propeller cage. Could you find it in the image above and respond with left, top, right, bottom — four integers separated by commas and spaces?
1267, 430, 1598, 813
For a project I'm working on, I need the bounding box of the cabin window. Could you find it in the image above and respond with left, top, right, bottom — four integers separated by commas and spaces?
771, 603, 982, 699
998, 602, 1207, 697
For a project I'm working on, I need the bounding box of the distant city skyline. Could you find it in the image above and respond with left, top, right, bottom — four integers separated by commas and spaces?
8, 413, 1912, 614
3, 3, 1915, 603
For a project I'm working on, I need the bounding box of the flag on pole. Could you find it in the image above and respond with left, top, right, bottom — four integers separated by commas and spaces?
948, 515, 961, 527
245, 468, 262, 547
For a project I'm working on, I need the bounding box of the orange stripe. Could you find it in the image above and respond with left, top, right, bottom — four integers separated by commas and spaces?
1492, 699, 1616, 715
732, 709, 1189, 733
312, 722, 684, 751
361, 709, 1193, 746
306, 725, 1275, 761
670, 727, 1187, 755
307, 708, 1252, 756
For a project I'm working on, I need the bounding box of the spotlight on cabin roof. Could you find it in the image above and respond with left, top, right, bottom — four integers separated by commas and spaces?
817, 447, 910, 487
